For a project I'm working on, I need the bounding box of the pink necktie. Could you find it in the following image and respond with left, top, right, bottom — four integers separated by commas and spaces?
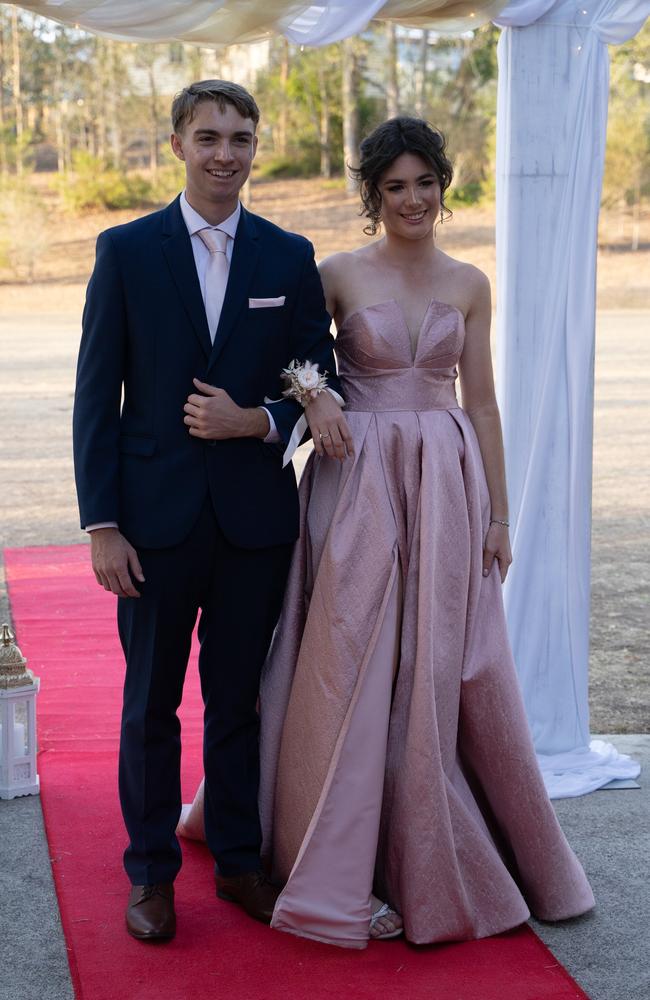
197, 228, 229, 342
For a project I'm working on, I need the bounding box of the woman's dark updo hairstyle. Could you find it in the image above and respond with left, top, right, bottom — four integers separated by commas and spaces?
351, 117, 453, 236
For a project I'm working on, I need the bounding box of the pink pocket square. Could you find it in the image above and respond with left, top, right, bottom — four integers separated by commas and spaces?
249, 296, 286, 309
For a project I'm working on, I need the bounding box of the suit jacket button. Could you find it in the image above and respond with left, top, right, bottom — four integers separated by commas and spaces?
206, 440, 216, 447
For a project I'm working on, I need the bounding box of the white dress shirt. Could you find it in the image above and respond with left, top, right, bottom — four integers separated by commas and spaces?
179, 191, 280, 445
180, 191, 238, 298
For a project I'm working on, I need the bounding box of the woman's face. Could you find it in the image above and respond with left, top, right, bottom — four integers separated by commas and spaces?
377, 152, 441, 240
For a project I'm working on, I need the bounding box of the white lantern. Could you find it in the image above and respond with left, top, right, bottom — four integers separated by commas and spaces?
0, 624, 40, 799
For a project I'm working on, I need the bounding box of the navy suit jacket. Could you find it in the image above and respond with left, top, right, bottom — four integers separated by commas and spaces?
73, 195, 341, 550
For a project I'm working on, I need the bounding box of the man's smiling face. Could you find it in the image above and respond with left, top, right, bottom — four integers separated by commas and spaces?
171, 99, 258, 222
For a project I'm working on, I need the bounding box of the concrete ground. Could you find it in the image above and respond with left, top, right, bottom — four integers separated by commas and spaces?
0, 797, 74, 1000
531, 735, 650, 1000
0, 311, 648, 1000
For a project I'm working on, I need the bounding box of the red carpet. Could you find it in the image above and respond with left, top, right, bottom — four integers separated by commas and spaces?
5, 544, 590, 1000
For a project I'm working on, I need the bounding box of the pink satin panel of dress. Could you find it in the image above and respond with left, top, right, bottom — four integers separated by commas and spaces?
259, 299, 595, 948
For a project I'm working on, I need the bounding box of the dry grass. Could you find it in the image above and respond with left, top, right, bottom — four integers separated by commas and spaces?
0, 176, 647, 314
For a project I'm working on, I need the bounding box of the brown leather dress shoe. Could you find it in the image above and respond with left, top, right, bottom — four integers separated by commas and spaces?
126, 883, 176, 941
216, 870, 280, 924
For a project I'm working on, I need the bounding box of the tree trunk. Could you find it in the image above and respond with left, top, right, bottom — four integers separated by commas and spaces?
189, 45, 203, 81
0, 13, 7, 176
54, 103, 65, 173
107, 42, 122, 168
95, 38, 108, 165
318, 60, 331, 179
211, 45, 225, 77
342, 38, 359, 193
148, 63, 159, 173
64, 107, 72, 172
618, 200, 625, 241
10, 6, 23, 175
83, 113, 93, 154
53, 45, 69, 174
415, 29, 429, 118
631, 178, 640, 251
386, 23, 399, 119
33, 101, 44, 143
277, 37, 289, 157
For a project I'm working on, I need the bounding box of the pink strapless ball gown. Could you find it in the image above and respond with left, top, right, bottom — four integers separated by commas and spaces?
258, 299, 594, 948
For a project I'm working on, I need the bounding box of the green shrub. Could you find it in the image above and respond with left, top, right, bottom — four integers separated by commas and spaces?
256, 155, 319, 179
102, 171, 152, 209
62, 151, 157, 211
150, 162, 186, 204
448, 182, 484, 206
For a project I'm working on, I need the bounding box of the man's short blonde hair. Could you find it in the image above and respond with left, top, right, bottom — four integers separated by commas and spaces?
171, 80, 260, 134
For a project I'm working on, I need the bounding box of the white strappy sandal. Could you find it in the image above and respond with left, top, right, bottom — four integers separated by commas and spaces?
369, 901, 404, 940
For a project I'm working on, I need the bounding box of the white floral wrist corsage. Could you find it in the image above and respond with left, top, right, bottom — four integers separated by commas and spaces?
281, 359, 328, 407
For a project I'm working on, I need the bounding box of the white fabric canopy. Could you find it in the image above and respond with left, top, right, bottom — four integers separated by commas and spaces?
494, 0, 645, 796
11, 1, 505, 43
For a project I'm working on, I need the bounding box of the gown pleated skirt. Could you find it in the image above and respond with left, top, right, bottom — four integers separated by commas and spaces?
258, 300, 595, 948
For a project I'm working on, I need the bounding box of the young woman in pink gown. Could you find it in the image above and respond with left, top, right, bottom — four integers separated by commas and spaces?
179, 117, 594, 947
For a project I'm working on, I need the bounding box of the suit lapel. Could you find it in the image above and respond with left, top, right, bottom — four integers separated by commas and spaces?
161, 196, 212, 360
207, 207, 260, 372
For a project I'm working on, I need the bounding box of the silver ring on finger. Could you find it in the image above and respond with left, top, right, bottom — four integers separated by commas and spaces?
319, 431, 331, 440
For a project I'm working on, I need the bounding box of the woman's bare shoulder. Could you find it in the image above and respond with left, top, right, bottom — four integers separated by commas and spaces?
318, 251, 349, 279
436, 252, 491, 312
319, 246, 376, 299
319, 246, 373, 276
438, 252, 489, 286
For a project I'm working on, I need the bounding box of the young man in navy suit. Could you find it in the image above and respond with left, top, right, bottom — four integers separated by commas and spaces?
73, 80, 350, 940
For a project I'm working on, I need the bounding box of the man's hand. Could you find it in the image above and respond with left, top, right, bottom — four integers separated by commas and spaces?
305, 391, 354, 462
184, 379, 269, 440
90, 527, 144, 598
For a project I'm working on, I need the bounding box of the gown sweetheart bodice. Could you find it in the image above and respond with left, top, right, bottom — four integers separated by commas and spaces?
335, 297, 464, 413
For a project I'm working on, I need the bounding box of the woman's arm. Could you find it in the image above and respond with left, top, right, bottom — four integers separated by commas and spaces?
263, 242, 351, 461
317, 253, 343, 324
306, 254, 353, 461
458, 269, 512, 582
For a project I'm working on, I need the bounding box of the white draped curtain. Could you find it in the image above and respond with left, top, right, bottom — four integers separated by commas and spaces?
494, 0, 645, 796
7, 0, 647, 795
12, 1, 505, 42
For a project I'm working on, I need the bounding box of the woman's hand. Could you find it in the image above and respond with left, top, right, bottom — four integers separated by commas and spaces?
305, 391, 354, 461
482, 522, 512, 583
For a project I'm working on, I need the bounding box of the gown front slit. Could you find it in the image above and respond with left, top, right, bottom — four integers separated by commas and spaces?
258, 299, 594, 948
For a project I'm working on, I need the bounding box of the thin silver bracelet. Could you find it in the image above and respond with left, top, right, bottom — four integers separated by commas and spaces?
490, 518, 510, 527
